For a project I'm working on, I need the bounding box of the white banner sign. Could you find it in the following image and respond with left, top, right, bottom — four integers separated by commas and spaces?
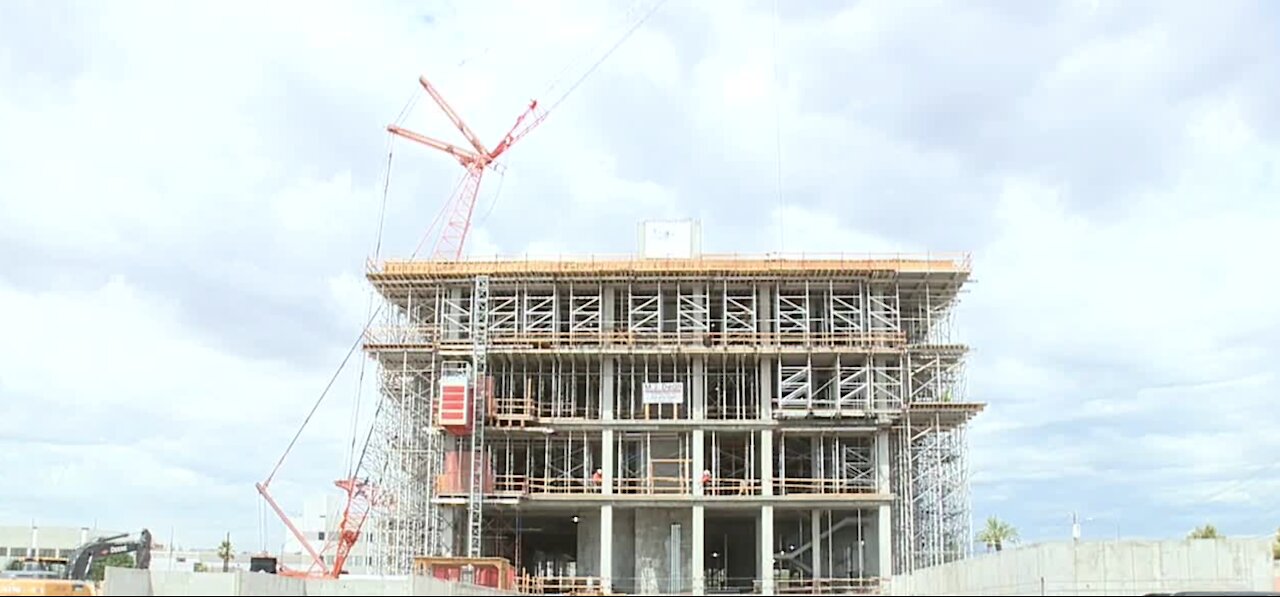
642, 382, 684, 405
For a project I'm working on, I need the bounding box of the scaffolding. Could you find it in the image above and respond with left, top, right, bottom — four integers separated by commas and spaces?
365, 296, 447, 572
892, 414, 972, 572
361, 254, 981, 583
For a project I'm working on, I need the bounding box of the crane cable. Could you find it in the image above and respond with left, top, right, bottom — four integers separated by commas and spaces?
263, 303, 384, 488
352, 0, 672, 484
469, 0, 669, 234
373, 88, 421, 262
772, 0, 785, 253
542, 0, 671, 117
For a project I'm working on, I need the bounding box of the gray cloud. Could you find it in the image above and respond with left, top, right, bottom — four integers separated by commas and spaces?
3, 0, 1279, 549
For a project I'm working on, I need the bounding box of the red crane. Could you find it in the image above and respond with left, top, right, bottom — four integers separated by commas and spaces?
252, 3, 668, 577
251, 75, 551, 580
255, 477, 378, 578
254, 314, 387, 580
388, 75, 548, 260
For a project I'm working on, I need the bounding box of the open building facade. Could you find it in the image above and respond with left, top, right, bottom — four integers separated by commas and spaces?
362, 254, 983, 594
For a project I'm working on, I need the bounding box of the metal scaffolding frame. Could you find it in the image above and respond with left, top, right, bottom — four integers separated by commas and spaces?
365, 284, 448, 574
775, 433, 878, 496
892, 415, 971, 573
362, 255, 980, 582
487, 431, 601, 494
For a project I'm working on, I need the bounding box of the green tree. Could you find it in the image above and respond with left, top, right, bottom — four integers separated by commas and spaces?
89, 553, 134, 582
1188, 524, 1222, 539
1272, 527, 1280, 560
977, 516, 1019, 552
5, 559, 23, 571
217, 534, 233, 572
194, 562, 209, 573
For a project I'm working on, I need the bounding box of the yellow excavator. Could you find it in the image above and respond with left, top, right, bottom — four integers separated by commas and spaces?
0, 529, 152, 596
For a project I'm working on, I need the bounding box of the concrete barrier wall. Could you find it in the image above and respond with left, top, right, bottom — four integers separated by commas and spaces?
305, 577, 412, 595
103, 567, 153, 596
412, 576, 519, 596
889, 538, 1274, 596
238, 571, 306, 595
149, 570, 239, 596
102, 569, 518, 596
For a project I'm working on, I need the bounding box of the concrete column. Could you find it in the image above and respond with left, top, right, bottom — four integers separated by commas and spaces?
601, 505, 614, 592
756, 283, 773, 333
692, 357, 706, 420
603, 358, 616, 496
878, 505, 891, 578
874, 430, 893, 575
602, 429, 615, 496
603, 287, 616, 332
875, 430, 891, 493
760, 506, 775, 595
761, 430, 773, 496
811, 509, 823, 579
601, 358, 615, 421
692, 506, 705, 595
759, 357, 773, 420
693, 429, 705, 496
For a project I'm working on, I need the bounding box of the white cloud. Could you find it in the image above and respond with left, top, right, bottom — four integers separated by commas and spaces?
964, 91, 1280, 535
767, 204, 921, 255
3, 0, 1279, 548
0, 274, 369, 543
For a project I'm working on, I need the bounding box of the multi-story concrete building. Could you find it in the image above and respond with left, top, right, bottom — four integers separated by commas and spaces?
362, 237, 982, 594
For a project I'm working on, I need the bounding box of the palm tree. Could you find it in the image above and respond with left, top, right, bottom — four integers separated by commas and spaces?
217, 534, 233, 572
1188, 524, 1221, 539
977, 516, 1019, 552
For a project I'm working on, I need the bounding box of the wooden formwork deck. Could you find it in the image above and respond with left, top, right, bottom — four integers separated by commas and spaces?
368, 253, 972, 281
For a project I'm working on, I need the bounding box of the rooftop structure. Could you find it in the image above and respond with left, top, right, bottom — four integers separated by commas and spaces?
361, 249, 982, 594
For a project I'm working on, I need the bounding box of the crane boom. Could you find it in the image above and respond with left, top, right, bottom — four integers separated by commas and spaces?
386, 125, 482, 166
418, 75, 491, 158
490, 100, 547, 160
256, 482, 327, 573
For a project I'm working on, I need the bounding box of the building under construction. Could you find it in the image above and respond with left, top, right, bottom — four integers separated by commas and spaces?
361, 240, 982, 594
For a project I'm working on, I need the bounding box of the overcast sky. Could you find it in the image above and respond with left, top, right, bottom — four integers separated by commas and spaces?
2, 0, 1278, 552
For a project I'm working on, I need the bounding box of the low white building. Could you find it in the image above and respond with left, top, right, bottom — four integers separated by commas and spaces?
0, 525, 127, 569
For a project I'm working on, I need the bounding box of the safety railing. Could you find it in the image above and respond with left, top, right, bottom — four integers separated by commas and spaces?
517, 574, 605, 595
614, 475, 693, 495
525, 477, 601, 495
769, 576, 883, 594
371, 251, 973, 276
772, 477, 879, 496
363, 326, 909, 350
703, 477, 761, 496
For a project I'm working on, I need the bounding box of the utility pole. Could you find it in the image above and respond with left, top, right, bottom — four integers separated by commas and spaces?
222, 532, 231, 572
1071, 512, 1095, 542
